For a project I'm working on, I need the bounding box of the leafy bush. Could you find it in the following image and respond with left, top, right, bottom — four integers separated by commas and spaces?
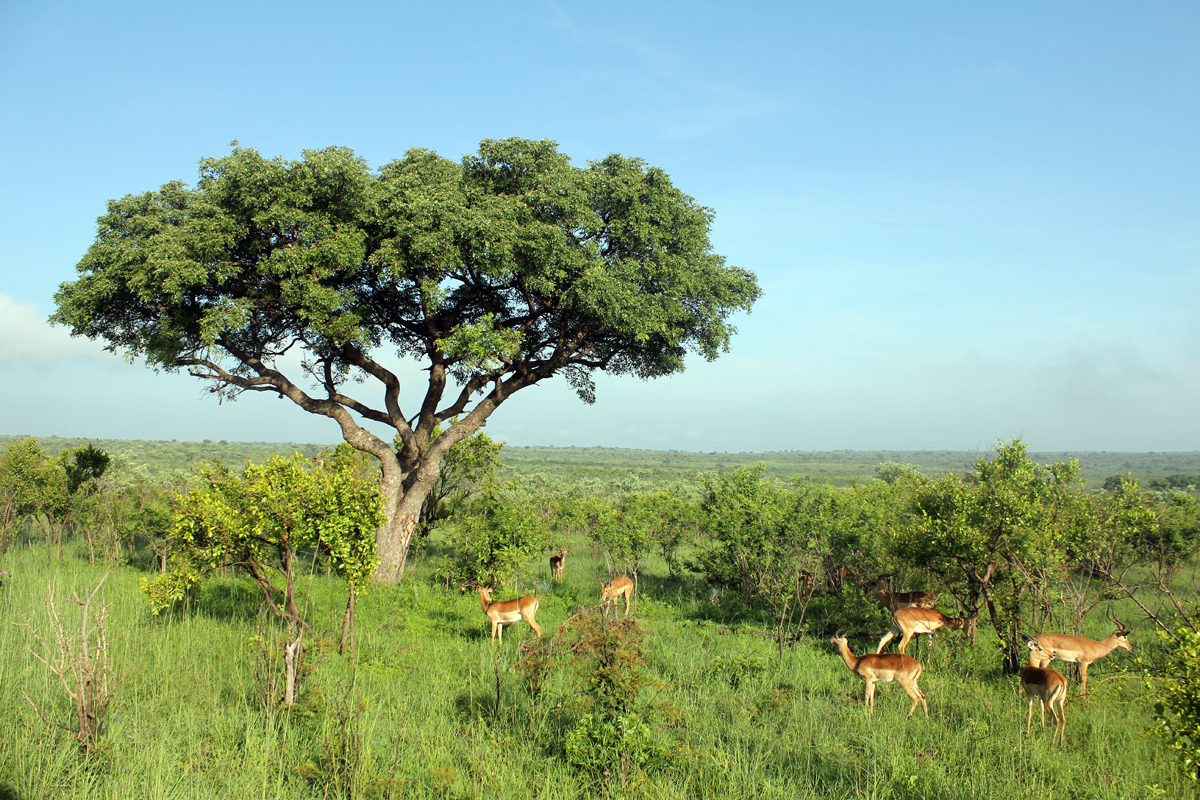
561, 609, 676, 789
564, 712, 671, 783
438, 487, 551, 590
1148, 627, 1200, 785
707, 654, 766, 688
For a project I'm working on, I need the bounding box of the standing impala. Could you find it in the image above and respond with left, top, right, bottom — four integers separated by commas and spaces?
1020, 636, 1068, 743
876, 607, 978, 655
871, 577, 937, 612
599, 575, 634, 616
478, 587, 542, 644
830, 632, 928, 717
1031, 608, 1131, 697
549, 549, 567, 581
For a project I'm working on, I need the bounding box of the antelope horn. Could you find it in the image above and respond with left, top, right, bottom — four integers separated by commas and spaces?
1107, 606, 1128, 633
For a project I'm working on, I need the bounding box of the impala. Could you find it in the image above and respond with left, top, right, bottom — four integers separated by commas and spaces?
830, 632, 928, 717
871, 577, 937, 612
478, 587, 542, 644
1020, 636, 1068, 743
1031, 608, 1131, 697
598, 575, 634, 616
876, 607, 978, 655
797, 569, 815, 593
549, 548, 567, 581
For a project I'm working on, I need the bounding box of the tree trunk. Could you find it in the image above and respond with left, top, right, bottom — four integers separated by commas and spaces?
355, 406, 498, 584
374, 463, 437, 584
283, 631, 303, 708
376, 510, 419, 584
82, 521, 96, 566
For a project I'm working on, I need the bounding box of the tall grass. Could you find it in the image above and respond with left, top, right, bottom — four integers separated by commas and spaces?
0, 539, 1187, 799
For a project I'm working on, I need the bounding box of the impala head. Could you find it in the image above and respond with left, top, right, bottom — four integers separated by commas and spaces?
830, 631, 848, 647
1020, 631, 1054, 660
479, 586, 493, 602
961, 612, 980, 639
1106, 607, 1133, 651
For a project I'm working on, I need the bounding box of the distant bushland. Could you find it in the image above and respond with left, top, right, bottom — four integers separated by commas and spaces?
2, 436, 1198, 490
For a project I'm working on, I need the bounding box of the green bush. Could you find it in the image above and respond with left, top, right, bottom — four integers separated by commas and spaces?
1149, 627, 1200, 785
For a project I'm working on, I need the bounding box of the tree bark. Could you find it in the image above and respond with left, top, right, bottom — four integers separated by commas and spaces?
283, 632, 303, 708
371, 414, 488, 583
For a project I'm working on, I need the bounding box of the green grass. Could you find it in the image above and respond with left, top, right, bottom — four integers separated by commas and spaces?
0, 539, 1188, 799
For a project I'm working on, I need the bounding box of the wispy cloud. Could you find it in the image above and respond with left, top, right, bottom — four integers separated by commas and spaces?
0, 294, 114, 367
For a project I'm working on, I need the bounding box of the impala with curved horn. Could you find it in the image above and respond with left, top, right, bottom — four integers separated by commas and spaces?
549, 548, 567, 581
478, 587, 542, 644
1020, 634, 1068, 743
830, 632, 928, 717
871, 576, 937, 613
1031, 608, 1131, 697
598, 575, 634, 616
876, 607, 978, 655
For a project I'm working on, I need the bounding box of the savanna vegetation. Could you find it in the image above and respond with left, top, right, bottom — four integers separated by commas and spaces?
5, 434, 1196, 490
1, 435, 1199, 799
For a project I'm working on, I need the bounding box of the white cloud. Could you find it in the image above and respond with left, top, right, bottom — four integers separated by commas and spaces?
0, 294, 115, 366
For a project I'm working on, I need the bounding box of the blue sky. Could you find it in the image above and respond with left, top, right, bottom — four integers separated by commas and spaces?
1, 1, 1197, 452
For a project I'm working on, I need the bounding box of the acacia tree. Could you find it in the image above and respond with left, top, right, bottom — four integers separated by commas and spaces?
52, 138, 760, 583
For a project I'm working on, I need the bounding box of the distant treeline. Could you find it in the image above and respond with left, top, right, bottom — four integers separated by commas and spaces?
2, 435, 1197, 491
0, 435, 329, 475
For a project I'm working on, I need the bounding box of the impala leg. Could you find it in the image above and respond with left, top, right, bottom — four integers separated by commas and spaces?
1026, 698, 1035, 735
1078, 663, 1089, 698
1053, 689, 1067, 745
864, 680, 876, 716
876, 630, 895, 654
904, 677, 927, 717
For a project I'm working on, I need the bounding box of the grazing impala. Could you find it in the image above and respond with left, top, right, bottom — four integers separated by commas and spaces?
1031, 608, 1131, 697
871, 577, 937, 612
1020, 637, 1068, 743
549, 549, 567, 581
478, 587, 542, 644
830, 632, 928, 717
598, 575, 634, 616
876, 607, 978, 655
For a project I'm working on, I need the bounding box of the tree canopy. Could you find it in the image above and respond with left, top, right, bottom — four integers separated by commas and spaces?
52, 138, 760, 581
